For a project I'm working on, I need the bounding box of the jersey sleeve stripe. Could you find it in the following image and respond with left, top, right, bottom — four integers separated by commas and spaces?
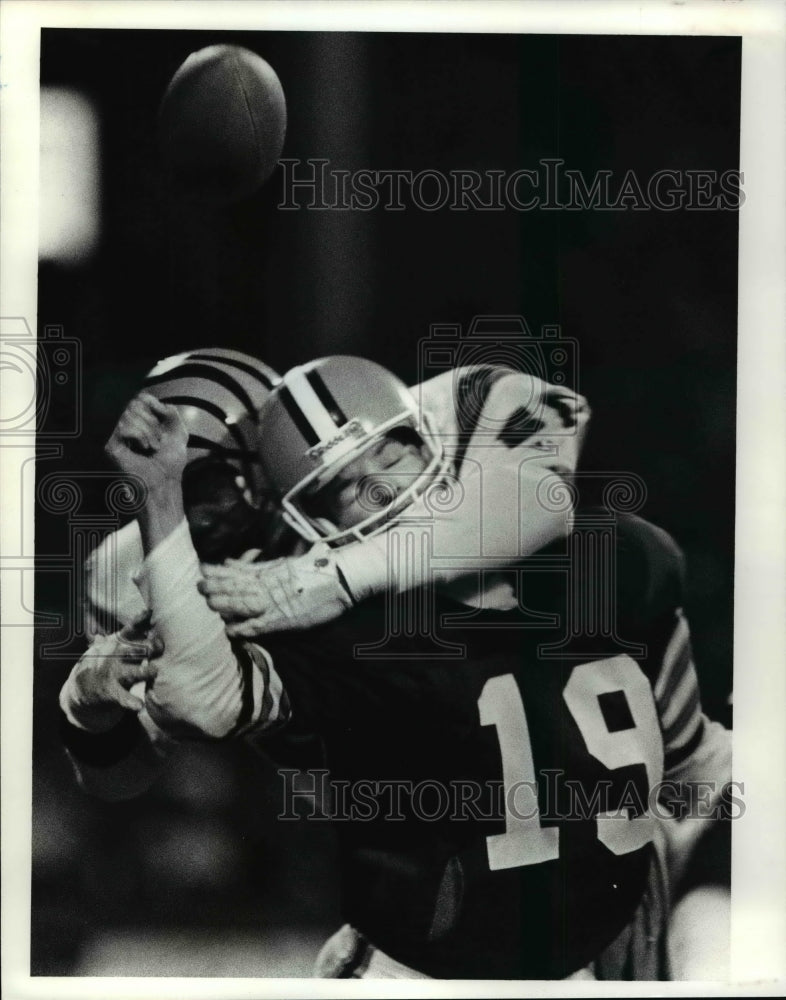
664, 703, 703, 760
653, 611, 691, 703
265, 660, 290, 732
230, 638, 256, 731
659, 659, 698, 727
259, 653, 275, 723
663, 716, 705, 770
655, 640, 692, 709
233, 640, 271, 734
662, 682, 701, 747
233, 641, 291, 736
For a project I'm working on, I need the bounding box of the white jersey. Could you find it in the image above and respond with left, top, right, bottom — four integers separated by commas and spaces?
83, 366, 590, 627
337, 365, 590, 606
83, 520, 148, 637
67, 364, 590, 795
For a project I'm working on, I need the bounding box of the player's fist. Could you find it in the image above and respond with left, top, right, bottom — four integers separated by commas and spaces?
59, 614, 164, 732
105, 392, 189, 489
198, 546, 356, 635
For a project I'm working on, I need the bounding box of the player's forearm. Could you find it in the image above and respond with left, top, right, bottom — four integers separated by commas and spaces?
337, 462, 570, 598
337, 373, 587, 599
137, 517, 246, 739
137, 480, 186, 557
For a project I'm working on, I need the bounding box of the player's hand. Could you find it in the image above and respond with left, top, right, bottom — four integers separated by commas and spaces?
59, 614, 164, 732
105, 392, 189, 491
198, 545, 356, 635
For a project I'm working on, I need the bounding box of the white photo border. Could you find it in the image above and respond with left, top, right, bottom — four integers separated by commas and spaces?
1, 1, 784, 997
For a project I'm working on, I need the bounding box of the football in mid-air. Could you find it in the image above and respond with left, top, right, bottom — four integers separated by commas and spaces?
158, 44, 287, 204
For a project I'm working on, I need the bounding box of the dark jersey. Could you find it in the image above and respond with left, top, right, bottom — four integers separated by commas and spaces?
249, 512, 713, 979
62, 510, 724, 978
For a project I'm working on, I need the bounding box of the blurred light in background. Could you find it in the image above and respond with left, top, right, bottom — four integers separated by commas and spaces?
39, 88, 100, 265
135, 816, 242, 891
73, 927, 325, 977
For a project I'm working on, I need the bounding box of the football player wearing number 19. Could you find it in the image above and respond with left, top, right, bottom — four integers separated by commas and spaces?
62, 364, 731, 980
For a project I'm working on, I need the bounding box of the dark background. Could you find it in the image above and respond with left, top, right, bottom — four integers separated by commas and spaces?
34, 30, 739, 975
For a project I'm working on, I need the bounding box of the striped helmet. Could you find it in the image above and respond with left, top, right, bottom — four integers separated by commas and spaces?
258, 355, 447, 545
142, 347, 280, 501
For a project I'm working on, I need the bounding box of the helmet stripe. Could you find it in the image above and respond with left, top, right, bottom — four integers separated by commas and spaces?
284, 369, 342, 442
143, 363, 258, 417
188, 353, 280, 390
278, 384, 320, 446
158, 394, 252, 452
186, 434, 259, 462
306, 369, 348, 426
186, 433, 261, 486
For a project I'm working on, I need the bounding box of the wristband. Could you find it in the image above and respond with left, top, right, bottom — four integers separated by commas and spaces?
332, 535, 389, 602
59, 708, 143, 767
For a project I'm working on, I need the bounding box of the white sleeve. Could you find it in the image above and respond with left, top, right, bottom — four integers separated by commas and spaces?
135, 518, 244, 738
83, 521, 149, 636
136, 519, 289, 740
337, 370, 590, 597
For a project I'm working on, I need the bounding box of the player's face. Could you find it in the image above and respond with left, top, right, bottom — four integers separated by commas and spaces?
314, 433, 429, 531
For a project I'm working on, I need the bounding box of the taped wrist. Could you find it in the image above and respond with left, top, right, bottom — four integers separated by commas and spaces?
137, 518, 244, 739
332, 535, 389, 603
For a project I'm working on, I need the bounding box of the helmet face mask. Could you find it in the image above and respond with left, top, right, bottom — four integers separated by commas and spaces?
258, 357, 449, 546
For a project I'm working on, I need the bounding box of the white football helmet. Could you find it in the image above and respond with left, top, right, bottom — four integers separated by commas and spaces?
258, 356, 448, 545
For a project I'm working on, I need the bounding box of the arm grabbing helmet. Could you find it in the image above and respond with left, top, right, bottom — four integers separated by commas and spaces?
258, 356, 449, 546
142, 347, 280, 504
